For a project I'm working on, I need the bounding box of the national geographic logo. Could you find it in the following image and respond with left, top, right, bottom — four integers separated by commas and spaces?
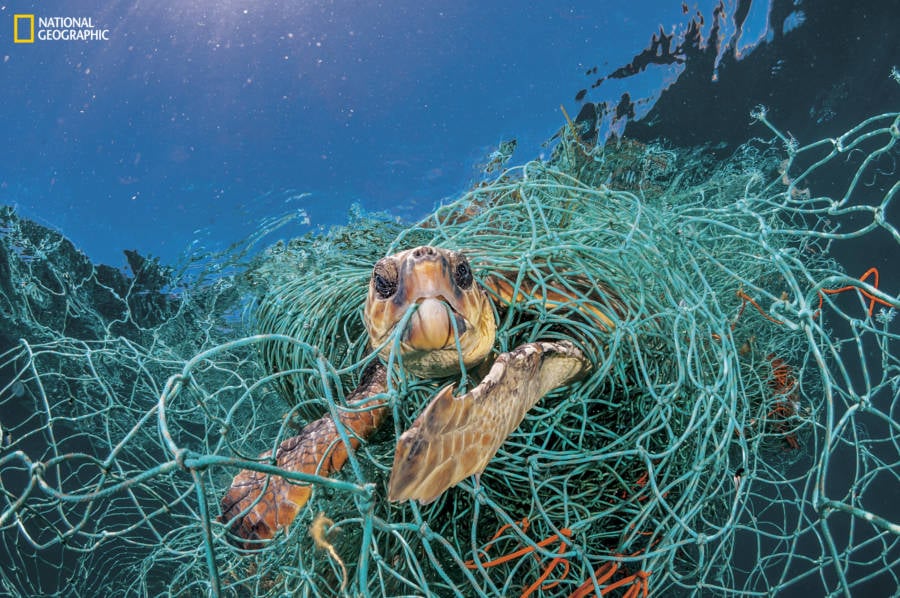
13, 15, 110, 43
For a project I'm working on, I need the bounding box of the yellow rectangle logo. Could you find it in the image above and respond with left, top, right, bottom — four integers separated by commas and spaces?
14, 14, 35, 43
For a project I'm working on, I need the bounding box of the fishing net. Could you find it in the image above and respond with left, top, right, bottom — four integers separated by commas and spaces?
1, 94, 898, 597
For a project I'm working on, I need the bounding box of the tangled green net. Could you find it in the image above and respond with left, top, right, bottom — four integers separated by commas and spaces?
1, 99, 898, 597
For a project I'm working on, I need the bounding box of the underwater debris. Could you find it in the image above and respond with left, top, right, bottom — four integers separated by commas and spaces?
481, 138, 518, 176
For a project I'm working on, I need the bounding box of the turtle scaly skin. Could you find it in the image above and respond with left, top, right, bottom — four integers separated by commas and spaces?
219, 246, 604, 545
219, 362, 387, 548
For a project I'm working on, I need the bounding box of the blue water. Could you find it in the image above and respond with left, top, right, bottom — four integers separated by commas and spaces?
1, 0, 763, 267
2, 3, 899, 596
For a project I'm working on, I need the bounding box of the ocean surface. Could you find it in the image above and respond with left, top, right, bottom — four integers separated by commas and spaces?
3, 0, 779, 267
3, 1, 895, 269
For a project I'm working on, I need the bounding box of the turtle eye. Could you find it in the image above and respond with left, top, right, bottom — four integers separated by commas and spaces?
373, 270, 397, 299
454, 259, 473, 290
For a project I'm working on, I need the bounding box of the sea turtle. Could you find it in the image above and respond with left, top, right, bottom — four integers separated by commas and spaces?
220, 245, 620, 546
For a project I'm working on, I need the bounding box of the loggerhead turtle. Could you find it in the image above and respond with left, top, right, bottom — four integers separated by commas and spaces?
220, 245, 621, 546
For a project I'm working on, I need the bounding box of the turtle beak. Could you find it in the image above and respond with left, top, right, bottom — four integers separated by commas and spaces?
395, 254, 470, 351
403, 298, 467, 351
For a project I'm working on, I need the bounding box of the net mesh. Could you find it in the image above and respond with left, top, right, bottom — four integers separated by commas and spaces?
1, 97, 898, 597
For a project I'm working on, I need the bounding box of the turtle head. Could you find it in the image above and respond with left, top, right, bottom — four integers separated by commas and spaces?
364, 246, 496, 378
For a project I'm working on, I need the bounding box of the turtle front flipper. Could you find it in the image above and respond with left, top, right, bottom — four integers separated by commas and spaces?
387, 340, 591, 504
219, 361, 387, 548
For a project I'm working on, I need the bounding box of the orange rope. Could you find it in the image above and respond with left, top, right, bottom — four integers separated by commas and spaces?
821, 267, 892, 316
622, 583, 641, 598
735, 288, 784, 326
520, 541, 570, 598
466, 526, 572, 569
768, 355, 796, 396
727, 268, 891, 344
569, 555, 653, 598
464, 517, 529, 568
602, 570, 651, 598
600, 572, 639, 595
540, 557, 570, 591
637, 570, 651, 597
465, 520, 574, 598
470, 521, 655, 598
570, 561, 619, 598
